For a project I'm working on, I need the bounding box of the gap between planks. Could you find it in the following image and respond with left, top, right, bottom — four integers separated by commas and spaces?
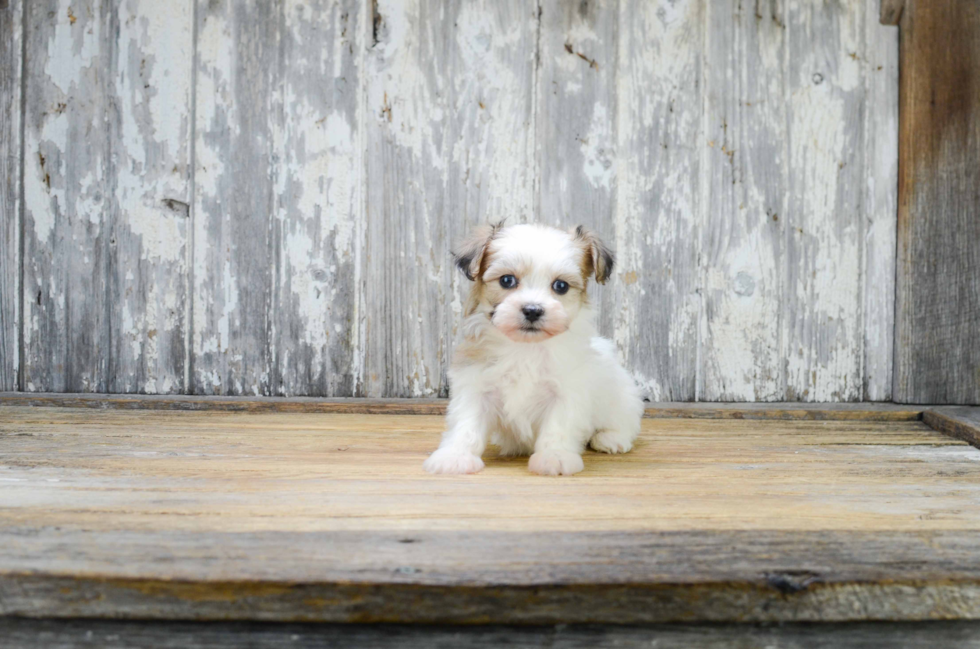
0, 392, 925, 420
4, 394, 976, 449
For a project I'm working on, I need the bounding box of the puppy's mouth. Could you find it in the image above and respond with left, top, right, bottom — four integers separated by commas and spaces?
510, 323, 557, 342
487, 305, 566, 342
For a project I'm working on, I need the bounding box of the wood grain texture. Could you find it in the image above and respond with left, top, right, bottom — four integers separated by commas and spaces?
6, 0, 903, 401
108, 0, 193, 394
22, 0, 111, 392
0, 0, 22, 391
783, 0, 866, 402
863, 0, 899, 400
0, 408, 975, 534
535, 0, 617, 337
4, 530, 980, 623
700, 1, 880, 402
923, 407, 980, 449
191, 0, 278, 395
880, 0, 905, 26
894, 0, 980, 405
275, 0, 363, 397
643, 400, 923, 420
612, 0, 701, 401
0, 392, 926, 419
0, 408, 979, 622
699, 0, 787, 401
7, 620, 980, 649
361, 0, 537, 397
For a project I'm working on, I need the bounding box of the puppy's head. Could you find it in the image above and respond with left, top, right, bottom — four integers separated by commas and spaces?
454, 222, 614, 342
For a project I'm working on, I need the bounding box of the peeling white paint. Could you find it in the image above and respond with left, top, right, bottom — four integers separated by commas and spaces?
44, 6, 100, 96
110, 0, 193, 393
580, 102, 614, 190
612, 0, 701, 400
13, 0, 899, 401
862, 0, 899, 401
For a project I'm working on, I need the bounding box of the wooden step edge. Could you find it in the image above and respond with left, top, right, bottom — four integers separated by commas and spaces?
5, 529, 980, 624
2, 572, 980, 625
0, 392, 925, 421
7, 619, 980, 648
923, 407, 980, 449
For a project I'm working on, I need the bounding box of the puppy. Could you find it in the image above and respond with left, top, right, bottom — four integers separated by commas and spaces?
423, 222, 644, 476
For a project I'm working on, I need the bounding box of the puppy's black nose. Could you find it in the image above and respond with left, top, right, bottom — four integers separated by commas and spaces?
522, 304, 545, 322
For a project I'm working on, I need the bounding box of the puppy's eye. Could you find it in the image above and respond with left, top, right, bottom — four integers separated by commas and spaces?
499, 275, 518, 289
552, 279, 570, 295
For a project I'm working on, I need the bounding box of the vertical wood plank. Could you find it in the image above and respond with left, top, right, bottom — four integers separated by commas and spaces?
612, 0, 701, 401
699, 0, 787, 401
782, 0, 866, 401
0, 0, 23, 390
863, 0, 898, 401
699, 0, 878, 402
440, 0, 538, 372
108, 0, 194, 394
880, 0, 905, 26
894, 0, 980, 404
192, 0, 278, 395
275, 0, 362, 397
535, 0, 618, 336
362, 0, 537, 397
22, 0, 111, 392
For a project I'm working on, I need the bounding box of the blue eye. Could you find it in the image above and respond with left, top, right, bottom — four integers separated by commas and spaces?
552, 279, 570, 295
499, 275, 518, 289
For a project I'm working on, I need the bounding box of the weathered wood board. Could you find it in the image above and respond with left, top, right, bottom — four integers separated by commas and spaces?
863, 0, 899, 402
108, 0, 194, 394
535, 0, 618, 350
191, 0, 279, 396
22, 0, 112, 393
0, 0, 23, 391
893, 0, 980, 405
4, 0, 908, 401
3, 407, 975, 533
0, 391, 928, 418
362, 0, 537, 397
7, 619, 980, 649
611, 0, 701, 402
1, 407, 979, 622
275, 0, 363, 398
923, 406, 980, 449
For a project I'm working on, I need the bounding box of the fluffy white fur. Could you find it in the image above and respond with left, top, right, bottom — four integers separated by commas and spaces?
423, 223, 644, 476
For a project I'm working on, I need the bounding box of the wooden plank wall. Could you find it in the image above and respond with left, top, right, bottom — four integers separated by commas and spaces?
0, 0, 22, 391
891, 0, 980, 405
0, 0, 903, 401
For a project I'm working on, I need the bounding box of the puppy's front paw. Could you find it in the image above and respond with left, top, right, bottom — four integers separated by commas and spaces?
589, 429, 634, 454
528, 450, 584, 476
423, 448, 485, 475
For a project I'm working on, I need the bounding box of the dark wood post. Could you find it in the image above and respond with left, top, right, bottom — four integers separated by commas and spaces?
884, 0, 980, 404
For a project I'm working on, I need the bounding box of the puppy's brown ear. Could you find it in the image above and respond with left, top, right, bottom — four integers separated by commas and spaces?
453, 221, 504, 281
573, 225, 615, 284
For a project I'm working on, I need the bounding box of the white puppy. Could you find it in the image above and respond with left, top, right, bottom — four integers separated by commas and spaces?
423, 222, 644, 476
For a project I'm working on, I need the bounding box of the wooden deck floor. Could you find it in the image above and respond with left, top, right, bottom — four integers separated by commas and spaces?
1, 403, 980, 624
2, 407, 978, 532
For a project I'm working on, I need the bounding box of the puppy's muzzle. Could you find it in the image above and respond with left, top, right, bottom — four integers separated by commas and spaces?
521, 304, 545, 323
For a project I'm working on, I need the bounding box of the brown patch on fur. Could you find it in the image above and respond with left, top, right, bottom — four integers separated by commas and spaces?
572, 226, 615, 284
453, 221, 505, 281
453, 336, 491, 367
479, 276, 513, 318
463, 281, 486, 317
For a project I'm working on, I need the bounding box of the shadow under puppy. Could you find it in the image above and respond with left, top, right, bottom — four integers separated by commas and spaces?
424, 222, 644, 476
